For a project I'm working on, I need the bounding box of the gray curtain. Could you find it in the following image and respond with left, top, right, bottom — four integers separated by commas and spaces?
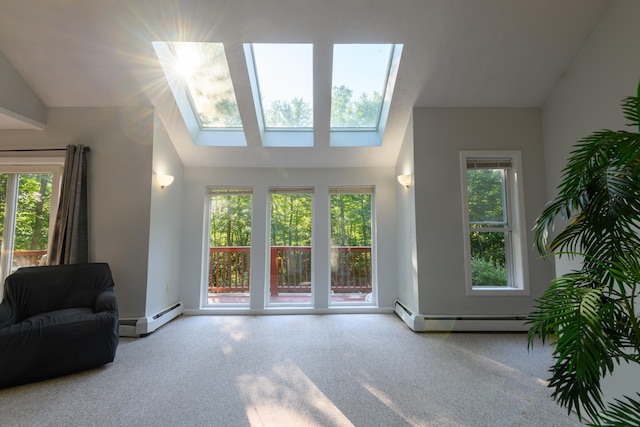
49, 144, 89, 265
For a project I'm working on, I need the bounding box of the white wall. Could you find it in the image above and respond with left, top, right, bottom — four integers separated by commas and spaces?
411, 108, 552, 316
542, 0, 640, 411
0, 50, 45, 128
0, 107, 155, 318
180, 167, 398, 312
395, 115, 419, 312
146, 113, 183, 317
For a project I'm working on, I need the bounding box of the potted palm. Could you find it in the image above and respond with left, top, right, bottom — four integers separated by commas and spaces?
528, 81, 640, 426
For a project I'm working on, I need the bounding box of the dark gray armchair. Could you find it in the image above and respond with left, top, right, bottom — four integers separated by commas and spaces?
0, 263, 119, 388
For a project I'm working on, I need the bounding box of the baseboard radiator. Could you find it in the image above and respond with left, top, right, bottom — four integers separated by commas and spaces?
394, 300, 529, 332
119, 302, 183, 337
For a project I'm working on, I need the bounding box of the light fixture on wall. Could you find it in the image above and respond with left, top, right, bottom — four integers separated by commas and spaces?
397, 174, 412, 188
156, 173, 174, 189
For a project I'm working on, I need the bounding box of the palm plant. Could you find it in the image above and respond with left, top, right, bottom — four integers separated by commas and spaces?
528, 81, 640, 426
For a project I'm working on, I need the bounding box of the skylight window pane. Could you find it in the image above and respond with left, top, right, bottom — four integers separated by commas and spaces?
172, 42, 242, 128
252, 44, 313, 129
331, 44, 393, 129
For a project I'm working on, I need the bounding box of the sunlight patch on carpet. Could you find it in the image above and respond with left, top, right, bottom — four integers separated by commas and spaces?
237, 359, 354, 426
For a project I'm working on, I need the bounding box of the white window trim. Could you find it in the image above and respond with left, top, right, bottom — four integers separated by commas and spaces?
460, 150, 529, 296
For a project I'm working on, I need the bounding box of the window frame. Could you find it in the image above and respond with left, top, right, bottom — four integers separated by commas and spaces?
460, 151, 529, 296
0, 158, 64, 292
203, 186, 254, 307
267, 186, 315, 307
328, 186, 376, 306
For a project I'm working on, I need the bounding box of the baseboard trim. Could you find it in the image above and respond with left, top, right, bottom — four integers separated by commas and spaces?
183, 306, 394, 316
119, 301, 184, 337
394, 300, 529, 332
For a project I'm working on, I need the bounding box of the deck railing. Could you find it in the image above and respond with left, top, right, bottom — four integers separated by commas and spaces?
13, 250, 48, 268
209, 246, 372, 296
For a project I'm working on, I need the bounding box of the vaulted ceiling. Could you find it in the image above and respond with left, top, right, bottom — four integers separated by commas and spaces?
0, 0, 612, 167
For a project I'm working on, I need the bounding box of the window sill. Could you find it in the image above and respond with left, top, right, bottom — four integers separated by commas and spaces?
467, 287, 530, 296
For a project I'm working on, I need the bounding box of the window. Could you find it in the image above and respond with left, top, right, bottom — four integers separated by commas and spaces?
206, 187, 252, 305
329, 187, 375, 305
460, 151, 529, 295
268, 188, 313, 305
329, 43, 403, 147
0, 163, 63, 294
251, 43, 314, 130
330, 44, 393, 129
152, 41, 247, 147
247, 43, 314, 147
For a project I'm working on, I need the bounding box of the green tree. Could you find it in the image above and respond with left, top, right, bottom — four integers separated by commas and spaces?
210, 194, 252, 246
259, 85, 384, 129
330, 193, 371, 246
264, 97, 312, 127
331, 85, 382, 127
14, 174, 52, 251
270, 193, 312, 246
467, 169, 507, 285
179, 42, 242, 127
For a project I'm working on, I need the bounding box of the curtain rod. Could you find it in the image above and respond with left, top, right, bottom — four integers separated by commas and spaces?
0, 147, 91, 153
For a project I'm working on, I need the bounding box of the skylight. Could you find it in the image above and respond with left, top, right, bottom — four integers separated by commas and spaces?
154, 40, 402, 149
251, 43, 313, 129
171, 42, 241, 128
331, 44, 393, 130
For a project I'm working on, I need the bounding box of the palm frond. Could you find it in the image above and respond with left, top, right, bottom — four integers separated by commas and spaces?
533, 130, 640, 260
621, 95, 639, 128
591, 394, 640, 427
527, 275, 620, 421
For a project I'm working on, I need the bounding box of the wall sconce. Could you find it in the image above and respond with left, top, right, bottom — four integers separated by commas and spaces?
397, 174, 412, 188
156, 174, 174, 189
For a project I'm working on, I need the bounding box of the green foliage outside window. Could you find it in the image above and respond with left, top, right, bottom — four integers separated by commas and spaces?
467, 169, 508, 286
0, 173, 52, 252
330, 193, 371, 247
210, 194, 252, 247
258, 86, 383, 129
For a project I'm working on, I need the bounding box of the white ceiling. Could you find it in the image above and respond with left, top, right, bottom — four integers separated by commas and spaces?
0, 0, 612, 168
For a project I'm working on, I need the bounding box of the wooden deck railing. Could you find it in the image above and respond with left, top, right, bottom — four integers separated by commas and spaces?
13, 250, 48, 268
209, 246, 372, 296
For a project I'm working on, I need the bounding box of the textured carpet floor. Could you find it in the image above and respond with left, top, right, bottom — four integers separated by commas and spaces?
0, 314, 583, 426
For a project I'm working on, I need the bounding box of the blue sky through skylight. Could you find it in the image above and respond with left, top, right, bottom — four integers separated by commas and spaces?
332, 44, 392, 99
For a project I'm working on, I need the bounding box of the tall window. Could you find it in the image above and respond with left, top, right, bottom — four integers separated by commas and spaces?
207, 187, 252, 305
329, 187, 374, 304
0, 164, 62, 292
461, 152, 528, 295
269, 188, 313, 305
